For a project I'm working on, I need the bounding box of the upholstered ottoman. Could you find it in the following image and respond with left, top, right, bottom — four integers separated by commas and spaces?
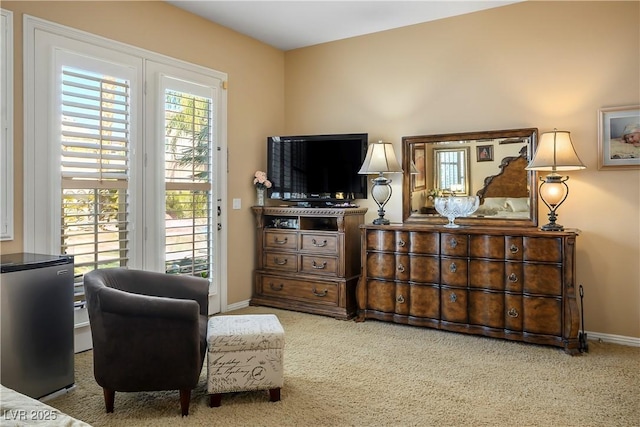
206, 314, 284, 407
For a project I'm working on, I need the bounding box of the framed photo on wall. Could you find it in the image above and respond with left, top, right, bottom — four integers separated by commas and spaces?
598, 105, 640, 170
476, 145, 493, 162
412, 144, 426, 190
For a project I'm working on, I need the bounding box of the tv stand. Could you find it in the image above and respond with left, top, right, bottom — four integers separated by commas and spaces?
252, 206, 367, 319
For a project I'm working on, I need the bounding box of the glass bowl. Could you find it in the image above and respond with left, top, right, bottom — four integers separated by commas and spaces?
434, 196, 480, 228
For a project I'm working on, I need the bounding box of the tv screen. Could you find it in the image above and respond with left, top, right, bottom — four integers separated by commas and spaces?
267, 133, 369, 203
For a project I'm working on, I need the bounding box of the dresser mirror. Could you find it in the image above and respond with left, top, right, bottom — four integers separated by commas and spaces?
402, 128, 539, 227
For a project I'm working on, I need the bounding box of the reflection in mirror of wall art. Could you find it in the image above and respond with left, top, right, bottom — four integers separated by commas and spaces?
598, 105, 640, 170
402, 128, 538, 227
476, 145, 493, 162
412, 144, 426, 190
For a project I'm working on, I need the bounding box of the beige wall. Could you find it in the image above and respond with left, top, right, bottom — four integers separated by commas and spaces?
284, 1, 639, 338
2, 1, 638, 339
0, 1, 285, 305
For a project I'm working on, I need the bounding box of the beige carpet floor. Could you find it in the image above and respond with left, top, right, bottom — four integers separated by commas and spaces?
48, 306, 640, 426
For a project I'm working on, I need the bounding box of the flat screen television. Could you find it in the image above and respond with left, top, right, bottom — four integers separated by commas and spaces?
267, 133, 369, 205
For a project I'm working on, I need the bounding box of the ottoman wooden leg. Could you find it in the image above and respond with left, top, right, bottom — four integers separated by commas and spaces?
269, 388, 281, 402
209, 393, 222, 407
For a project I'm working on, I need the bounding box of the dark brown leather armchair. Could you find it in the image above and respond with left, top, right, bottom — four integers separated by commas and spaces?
84, 268, 209, 416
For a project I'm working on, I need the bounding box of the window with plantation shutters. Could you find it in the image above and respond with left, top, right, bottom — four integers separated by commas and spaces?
60, 67, 131, 277
163, 87, 213, 278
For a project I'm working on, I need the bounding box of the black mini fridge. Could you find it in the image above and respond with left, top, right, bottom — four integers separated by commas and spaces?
0, 253, 75, 398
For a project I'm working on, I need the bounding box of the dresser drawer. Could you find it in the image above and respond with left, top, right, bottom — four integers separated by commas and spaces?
258, 274, 338, 306
441, 286, 468, 323
523, 237, 562, 263
523, 264, 562, 296
468, 259, 504, 290
365, 229, 395, 252
441, 233, 468, 257
300, 232, 338, 254
263, 251, 298, 272
441, 257, 468, 287
264, 230, 297, 250
366, 252, 396, 280
469, 235, 504, 259
300, 255, 338, 276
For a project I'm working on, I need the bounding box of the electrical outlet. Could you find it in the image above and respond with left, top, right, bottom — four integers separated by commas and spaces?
232, 198, 241, 210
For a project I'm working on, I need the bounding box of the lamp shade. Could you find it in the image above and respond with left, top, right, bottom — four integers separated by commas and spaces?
526, 130, 586, 172
358, 141, 403, 174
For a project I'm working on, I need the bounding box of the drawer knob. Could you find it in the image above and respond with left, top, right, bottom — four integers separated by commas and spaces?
312, 260, 327, 269
449, 292, 457, 303
398, 239, 406, 247
508, 308, 519, 318
449, 238, 458, 248
269, 283, 284, 291
396, 294, 405, 304
274, 237, 288, 245
312, 287, 328, 297
510, 244, 519, 254
312, 238, 328, 247
508, 273, 518, 283
449, 262, 457, 273
397, 264, 405, 273
274, 257, 288, 266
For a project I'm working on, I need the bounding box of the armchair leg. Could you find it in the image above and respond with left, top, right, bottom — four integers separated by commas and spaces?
103, 388, 115, 413
179, 389, 191, 416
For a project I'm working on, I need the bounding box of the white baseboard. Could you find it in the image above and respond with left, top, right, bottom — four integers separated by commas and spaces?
220, 303, 640, 348
584, 331, 640, 347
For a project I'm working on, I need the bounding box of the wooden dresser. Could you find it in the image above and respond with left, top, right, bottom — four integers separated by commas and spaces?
357, 224, 580, 354
252, 206, 367, 319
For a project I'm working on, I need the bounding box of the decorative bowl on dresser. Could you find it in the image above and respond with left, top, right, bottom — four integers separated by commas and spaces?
252, 206, 367, 320
356, 224, 581, 354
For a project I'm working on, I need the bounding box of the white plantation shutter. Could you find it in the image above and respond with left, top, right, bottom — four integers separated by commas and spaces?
163, 87, 213, 278
60, 67, 131, 276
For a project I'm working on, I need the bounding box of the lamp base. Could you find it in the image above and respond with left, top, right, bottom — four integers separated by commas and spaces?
373, 217, 390, 225
540, 222, 564, 232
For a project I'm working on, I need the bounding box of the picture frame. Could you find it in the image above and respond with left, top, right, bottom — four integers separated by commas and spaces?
598, 105, 640, 170
412, 143, 426, 190
476, 145, 493, 162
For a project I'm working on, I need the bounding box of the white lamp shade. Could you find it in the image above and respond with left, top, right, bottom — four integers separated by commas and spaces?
526, 130, 586, 172
358, 141, 403, 174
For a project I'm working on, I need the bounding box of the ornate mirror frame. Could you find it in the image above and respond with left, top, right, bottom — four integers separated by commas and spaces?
402, 128, 539, 227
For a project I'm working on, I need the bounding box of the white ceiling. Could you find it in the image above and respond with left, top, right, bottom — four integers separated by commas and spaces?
166, 1, 522, 51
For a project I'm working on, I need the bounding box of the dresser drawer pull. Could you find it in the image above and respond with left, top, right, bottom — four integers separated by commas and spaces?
273, 257, 288, 265
508, 273, 518, 283
510, 244, 519, 254
508, 308, 519, 318
397, 264, 405, 273
269, 283, 284, 291
449, 292, 457, 303
312, 287, 328, 297
312, 260, 327, 269
396, 295, 405, 304
398, 239, 406, 247
449, 262, 457, 273
274, 237, 288, 245
449, 238, 458, 248
311, 238, 328, 247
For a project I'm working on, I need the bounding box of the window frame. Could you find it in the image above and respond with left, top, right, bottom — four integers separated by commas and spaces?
1, 9, 13, 241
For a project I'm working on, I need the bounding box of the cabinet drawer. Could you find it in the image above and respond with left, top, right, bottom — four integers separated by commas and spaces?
441, 233, 468, 256
395, 283, 410, 315
523, 264, 562, 296
505, 262, 523, 293
366, 229, 395, 251
523, 296, 562, 336
366, 279, 396, 312
366, 252, 396, 279
505, 294, 523, 331
300, 255, 338, 276
300, 233, 338, 254
263, 252, 298, 272
408, 254, 439, 284
441, 257, 468, 287
258, 274, 338, 306
409, 283, 440, 319
468, 289, 504, 329
505, 236, 524, 261
408, 231, 440, 254
264, 230, 297, 250
468, 259, 504, 290
523, 237, 562, 262
441, 286, 468, 323
469, 235, 504, 259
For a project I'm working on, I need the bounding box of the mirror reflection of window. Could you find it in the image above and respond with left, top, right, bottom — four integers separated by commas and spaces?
434, 147, 470, 195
